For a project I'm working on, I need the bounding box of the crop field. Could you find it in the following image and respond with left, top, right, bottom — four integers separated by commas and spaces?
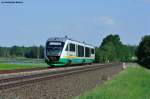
0, 58, 48, 70
75, 64, 150, 99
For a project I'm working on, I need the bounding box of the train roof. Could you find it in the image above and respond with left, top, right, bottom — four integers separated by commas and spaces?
47, 37, 94, 47
47, 37, 68, 42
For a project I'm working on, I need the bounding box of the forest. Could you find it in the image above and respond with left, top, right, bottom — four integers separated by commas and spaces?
0, 45, 44, 59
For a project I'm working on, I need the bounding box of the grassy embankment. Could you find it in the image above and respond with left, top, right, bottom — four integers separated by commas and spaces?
75, 64, 150, 99
0, 58, 48, 70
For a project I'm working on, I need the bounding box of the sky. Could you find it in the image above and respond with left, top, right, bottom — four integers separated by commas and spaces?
0, 0, 150, 47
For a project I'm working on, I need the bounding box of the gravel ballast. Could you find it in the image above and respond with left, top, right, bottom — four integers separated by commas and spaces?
0, 64, 123, 99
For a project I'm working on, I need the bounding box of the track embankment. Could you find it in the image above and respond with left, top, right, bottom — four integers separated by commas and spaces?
0, 63, 123, 99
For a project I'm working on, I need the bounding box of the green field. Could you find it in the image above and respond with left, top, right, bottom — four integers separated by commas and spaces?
0, 58, 48, 70
0, 63, 48, 70
75, 64, 150, 99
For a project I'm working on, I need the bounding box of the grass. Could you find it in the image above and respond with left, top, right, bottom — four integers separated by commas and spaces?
75, 64, 150, 99
0, 58, 48, 70
0, 63, 48, 70
0, 57, 45, 63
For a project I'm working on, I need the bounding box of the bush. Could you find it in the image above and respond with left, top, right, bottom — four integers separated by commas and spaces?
137, 35, 150, 68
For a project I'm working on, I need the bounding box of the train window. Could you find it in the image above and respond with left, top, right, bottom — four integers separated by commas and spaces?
85, 47, 90, 57
65, 44, 68, 51
46, 42, 65, 50
78, 45, 84, 57
91, 48, 95, 54
49, 42, 61, 45
69, 43, 75, 52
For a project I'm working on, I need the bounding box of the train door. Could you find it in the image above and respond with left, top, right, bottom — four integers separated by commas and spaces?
65, 44, 69, 57
76, 44, 78, 57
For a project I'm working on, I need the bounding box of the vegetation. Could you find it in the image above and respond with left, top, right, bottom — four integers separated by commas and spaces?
75, 64, 150, 99
95, 34, 136, 63
0, 45, 44, 59
0, 58, 47, 70
0, 63, 47, 70
0, 57, 45, 63
0, 46, 46, 70
136, 35, 150, 68
0, 34, 137, 63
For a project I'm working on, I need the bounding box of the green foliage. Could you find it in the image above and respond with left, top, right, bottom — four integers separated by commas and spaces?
137, 35, 150, 68
101, 34, 122, 46
25, 46, 39, 58
0, 45, 44, 59
95, 34, 136, 62
10, 46, 23, 56
75, 65, 150, 99
0, 47, 10, 57
95, 47, 100, 62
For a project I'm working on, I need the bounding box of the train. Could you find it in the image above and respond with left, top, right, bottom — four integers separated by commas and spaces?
44, 36, 95, 67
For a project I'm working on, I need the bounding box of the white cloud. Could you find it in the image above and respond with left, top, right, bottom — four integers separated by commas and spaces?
91, 16, 117, 29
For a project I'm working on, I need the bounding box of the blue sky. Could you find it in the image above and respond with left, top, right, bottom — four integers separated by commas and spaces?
0, 0, 150, 47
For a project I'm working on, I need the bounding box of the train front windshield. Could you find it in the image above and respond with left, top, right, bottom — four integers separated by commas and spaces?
46, 42, 64, 56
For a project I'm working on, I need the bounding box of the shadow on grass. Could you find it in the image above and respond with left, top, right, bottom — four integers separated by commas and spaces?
136, 60, 150, 69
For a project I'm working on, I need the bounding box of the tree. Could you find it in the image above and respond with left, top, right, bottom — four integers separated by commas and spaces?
0, 47, 5, 57
1, 47, 10, 57
101, 34, 122, 47
95, 34, 136, 63
95, 47, 100, 62
137, 35, 150, 68
24, 46, 37, 58
10, 46, 22, 57
39, 45, 44, 58
99, 34, 124, 62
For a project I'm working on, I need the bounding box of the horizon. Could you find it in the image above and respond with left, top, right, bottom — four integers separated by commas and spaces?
0, 34, 139, 47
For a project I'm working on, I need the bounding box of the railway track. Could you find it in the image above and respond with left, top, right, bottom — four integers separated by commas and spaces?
0, 63, 123, 90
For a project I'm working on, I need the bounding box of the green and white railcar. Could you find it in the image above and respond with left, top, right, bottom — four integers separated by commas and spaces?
45, 37, 95, 66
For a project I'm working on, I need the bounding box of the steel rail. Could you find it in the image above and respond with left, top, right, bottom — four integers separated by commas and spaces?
0, 64, 100, 84
0, 63, 122, 90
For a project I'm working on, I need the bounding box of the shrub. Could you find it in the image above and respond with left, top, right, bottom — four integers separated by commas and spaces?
137, 35, 150, 68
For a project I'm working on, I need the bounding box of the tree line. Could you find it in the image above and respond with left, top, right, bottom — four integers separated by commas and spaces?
136, 35, 150, 68
0, 34, 138, 63
0, 45, 44, 59
95, 34, 137, 62
1, 34, 148, 68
